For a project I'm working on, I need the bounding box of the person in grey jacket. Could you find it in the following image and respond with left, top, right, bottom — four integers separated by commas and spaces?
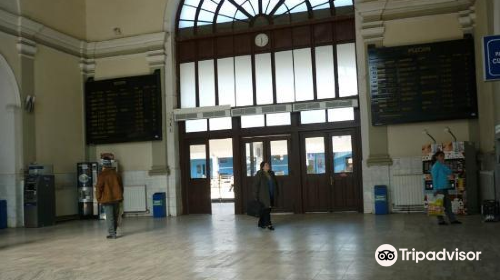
253, 161, 279, 230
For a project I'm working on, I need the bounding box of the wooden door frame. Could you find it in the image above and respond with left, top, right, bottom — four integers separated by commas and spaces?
299, 127, 363, 212
181, 138, 211, 214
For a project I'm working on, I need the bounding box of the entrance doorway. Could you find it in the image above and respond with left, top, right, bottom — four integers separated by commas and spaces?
241, 135, 296, 213
209, 139, 234, 215
184, 138, 235, 214
300, 129, 361, 212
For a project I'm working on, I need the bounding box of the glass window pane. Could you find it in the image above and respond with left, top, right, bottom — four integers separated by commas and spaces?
305, 137, 325, 174
235, 56, 254, 106
190, 144, 207, 179
218, 1, 238, 18
275, 51, 295, 103
271, 140, 289, 176
209, 117, 232, 131
332, 135, 353, 173
198, 60, 216, 107
180, 62, 196, 108
301, 109, 326, 124
217, 57, 235, 107
290, 2, 308, 13
180, 5, 198, 20
255, 53, 274, 105
333, 0, 353, 7
337, 43, 358, 97
179, 20, 195, 28
198, 10, 215, 22
241, 114, 265, 128
310, 0, 328, 8
315, 45, 336, 99
293, 48, 314, 101
328, 107, 354, 122
246, 142, 264, 176
265, 0, 281, 13
266, 112, 291, 126
242, 1, 257, 15
185, 119, 207, 133
201, 0, 219, 12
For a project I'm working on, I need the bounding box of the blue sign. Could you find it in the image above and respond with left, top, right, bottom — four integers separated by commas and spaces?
483, 35, 500, 81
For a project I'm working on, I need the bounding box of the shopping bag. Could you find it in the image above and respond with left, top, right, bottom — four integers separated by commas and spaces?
247, 200, 264, 218
427, 194, 445, 216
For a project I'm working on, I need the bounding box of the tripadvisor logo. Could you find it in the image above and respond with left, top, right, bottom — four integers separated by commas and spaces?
375, 244, 482, 267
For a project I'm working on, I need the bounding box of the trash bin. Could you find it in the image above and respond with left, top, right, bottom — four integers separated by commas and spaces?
153, 193, 166, 218
374, 185, 388, 215
0, 200, 7, 229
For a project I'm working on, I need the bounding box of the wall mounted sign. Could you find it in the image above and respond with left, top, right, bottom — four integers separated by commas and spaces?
483, 35, 500, 81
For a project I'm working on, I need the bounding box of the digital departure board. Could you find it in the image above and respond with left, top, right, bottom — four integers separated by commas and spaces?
369, 38, 478, 126
85, 70, 162, 144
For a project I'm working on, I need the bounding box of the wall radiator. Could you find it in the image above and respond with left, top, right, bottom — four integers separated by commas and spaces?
391, 174, 425, 213
480, 171, 495, 201
123, 185, 148, 213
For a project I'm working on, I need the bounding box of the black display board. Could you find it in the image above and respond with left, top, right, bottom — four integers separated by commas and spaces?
85, 70, 162, 144
369, 38, 478, 126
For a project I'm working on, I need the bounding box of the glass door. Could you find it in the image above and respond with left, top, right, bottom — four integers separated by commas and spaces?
301, 134, 330, 212
300, 129, 361, 212
186, 141, 211, 214
330, 132, 359, 210
241, 136, 294, 213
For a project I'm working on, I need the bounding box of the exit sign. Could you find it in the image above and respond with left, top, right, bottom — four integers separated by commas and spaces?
483, 35, 500, 81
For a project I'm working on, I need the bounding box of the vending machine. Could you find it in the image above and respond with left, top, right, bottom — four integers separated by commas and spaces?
77, 159, 118, 219
422, 141, 478, 215
77, 162, 99, 218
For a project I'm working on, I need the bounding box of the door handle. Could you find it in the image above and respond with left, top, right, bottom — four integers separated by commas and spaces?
330, 176, 334, 186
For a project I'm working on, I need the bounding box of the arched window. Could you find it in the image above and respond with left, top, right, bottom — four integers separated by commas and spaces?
177, 0, 353, 36
176, 0, 357, 131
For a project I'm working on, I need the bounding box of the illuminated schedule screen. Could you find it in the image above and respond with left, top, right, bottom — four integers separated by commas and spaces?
85, 70, 162, 144
368, 38, 478, 126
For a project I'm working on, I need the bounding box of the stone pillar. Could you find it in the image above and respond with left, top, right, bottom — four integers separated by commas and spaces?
163, 34, 183, 216
79, 58, 97, 162
17, 37, 37, 166
16, 37, 37, 226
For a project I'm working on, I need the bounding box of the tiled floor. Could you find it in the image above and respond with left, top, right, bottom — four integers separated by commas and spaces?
0, 204, 499, 280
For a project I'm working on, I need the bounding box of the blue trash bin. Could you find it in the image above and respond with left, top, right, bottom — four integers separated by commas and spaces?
153, 193, 166, 218
0, 200, 7, 229
374, 185, 388, 215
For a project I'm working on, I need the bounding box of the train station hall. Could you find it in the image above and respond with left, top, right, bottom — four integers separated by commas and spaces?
1, 0, 500, 279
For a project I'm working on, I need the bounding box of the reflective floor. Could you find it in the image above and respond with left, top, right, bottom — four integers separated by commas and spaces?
0, 208, 499, 280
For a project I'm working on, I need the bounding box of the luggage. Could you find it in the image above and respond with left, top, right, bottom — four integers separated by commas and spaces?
481, 200, 499, 222
247, 200, 264, 218
427, 194, 445, 216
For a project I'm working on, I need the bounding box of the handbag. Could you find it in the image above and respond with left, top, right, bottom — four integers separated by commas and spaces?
427, 194, 445, 216
247, 200, 264, 218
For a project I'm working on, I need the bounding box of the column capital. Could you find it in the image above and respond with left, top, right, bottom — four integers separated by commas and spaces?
17, 37, 37, 59
147, 49, 166, 70
79, 58, 96, 78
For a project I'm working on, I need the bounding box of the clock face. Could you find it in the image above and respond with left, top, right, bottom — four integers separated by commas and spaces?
255, 33, 269, 47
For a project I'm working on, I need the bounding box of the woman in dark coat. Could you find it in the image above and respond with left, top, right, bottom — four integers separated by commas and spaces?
253, 161, 279, 230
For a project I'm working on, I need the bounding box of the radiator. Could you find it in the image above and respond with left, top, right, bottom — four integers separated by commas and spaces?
123, 185, 147, 212
391, 174, 425, 213
480, 171, 495, 201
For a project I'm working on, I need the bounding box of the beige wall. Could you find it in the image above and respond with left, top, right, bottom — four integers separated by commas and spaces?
34, 45, 85, 173
382, 14, 483, 158
19, 0, 86, 40
86, 0, 168, 41
93, 54, 154, 171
